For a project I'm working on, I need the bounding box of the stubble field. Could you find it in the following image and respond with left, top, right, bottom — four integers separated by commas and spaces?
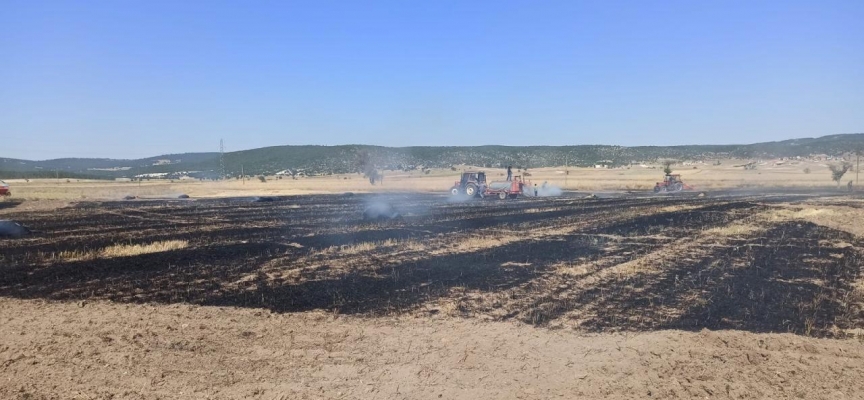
2, 189, 864, 399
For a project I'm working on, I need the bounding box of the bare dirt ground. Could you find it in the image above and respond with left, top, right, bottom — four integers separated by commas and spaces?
2, 190, 864, 399
4, 299, 864, 400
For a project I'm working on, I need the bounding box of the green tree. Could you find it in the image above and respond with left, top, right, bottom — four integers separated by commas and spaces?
828, 162, 852, 187
662, 161, 673, 175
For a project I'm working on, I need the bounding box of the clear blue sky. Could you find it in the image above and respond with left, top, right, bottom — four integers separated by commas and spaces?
2, 0, 862, 160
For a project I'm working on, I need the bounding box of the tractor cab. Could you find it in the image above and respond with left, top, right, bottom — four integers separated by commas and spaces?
460, 171, 486, 186
451, 171, 487, 197
664, 174, 681, 184
654, 174, 687, 193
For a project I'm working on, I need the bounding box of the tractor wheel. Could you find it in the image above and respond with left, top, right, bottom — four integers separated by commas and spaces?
451, 188, 460, 196
653, 185, 661, 193
498, 192, 507, 200
672, 183, 683, 192
465, 184, 478, 197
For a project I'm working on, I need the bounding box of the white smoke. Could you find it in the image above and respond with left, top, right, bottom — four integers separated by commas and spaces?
0, 220, 31, 238
446, 193, 475, 203
363, 200, 400, 220
535, 182, 562, 197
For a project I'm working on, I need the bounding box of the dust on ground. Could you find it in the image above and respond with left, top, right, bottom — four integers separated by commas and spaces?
2, 298, 863, 400
0, 199, 70, 215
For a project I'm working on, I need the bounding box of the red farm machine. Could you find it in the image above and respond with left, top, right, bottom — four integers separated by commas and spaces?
450, 171, 530, 199
0, 181, 10, 197
653, 174, 693, 193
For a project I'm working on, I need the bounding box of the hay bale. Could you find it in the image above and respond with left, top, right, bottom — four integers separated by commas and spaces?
363, 202, 400, 220
0, 220, 31, 238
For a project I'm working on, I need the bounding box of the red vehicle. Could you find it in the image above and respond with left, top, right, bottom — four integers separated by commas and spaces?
450, 171, 530, 199
653, 174, 692, 193
450, 171, 487, 197
485, 175, 529, 199
0, 180, 10, 197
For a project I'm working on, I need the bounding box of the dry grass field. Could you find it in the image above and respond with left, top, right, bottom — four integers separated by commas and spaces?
2, 186, 864, 398
1, 158, 857, 201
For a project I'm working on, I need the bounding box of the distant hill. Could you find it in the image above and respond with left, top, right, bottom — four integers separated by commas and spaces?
1, 134, 862, 179
0, 153, 220, 179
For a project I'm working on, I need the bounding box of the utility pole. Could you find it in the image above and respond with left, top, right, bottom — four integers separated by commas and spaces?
564, 156, 568, 189
241, 165, 244, 185
219, 139, 226, 180
857, 149, 860, 188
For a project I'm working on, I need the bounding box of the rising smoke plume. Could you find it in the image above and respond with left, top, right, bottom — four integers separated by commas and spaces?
535, 182, 563, 197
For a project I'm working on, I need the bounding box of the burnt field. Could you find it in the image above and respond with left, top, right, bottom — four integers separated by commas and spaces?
2, 191, 864, 337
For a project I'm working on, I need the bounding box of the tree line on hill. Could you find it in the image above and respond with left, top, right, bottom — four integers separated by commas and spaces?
1, 133, 862, 180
